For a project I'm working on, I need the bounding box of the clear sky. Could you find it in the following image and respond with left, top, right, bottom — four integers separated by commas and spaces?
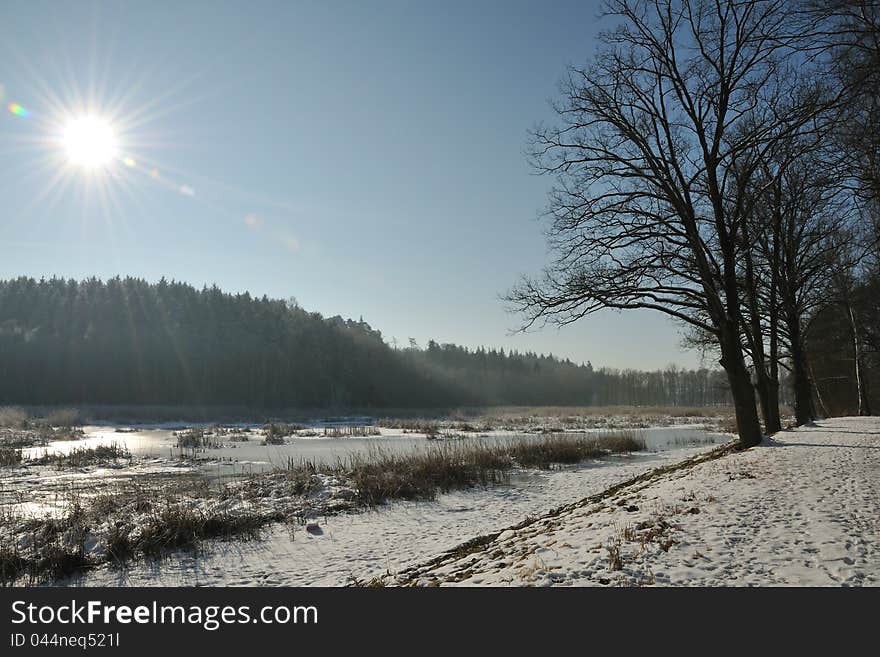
0, 0, 706, 370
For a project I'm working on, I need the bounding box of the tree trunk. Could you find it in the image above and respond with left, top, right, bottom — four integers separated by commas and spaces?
783, 285, 815, 426
809, 359, 829, 418
847, 304, 872, 416
789, 335, 815, 426
755, 367, 782, 434
719, 327, 763, 447
766, 229, 782, 433
767, 376, 782, 429
740, 213, 781, 435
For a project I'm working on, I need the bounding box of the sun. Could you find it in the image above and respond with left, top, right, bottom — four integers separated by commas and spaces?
62, 116, 118, 168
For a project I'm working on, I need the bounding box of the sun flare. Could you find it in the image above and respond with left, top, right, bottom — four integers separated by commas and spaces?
62, 116, 118, 168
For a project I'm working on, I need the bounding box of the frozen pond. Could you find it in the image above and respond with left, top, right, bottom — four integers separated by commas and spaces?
22, 423, 729, 475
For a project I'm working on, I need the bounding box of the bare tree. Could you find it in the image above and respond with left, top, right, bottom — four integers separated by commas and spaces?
827, 225, 876, 415
756, 153, 852, 423
723, 131, 790, 434
507, 0, 823, 446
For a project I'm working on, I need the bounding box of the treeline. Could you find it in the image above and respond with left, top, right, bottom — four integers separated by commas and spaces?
0, 277, 436, 408
509, 0, 879, 445
0, 276, 734, 409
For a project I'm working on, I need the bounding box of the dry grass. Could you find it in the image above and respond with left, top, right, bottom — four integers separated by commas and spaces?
0, 500, 90, 585
263, 422, 306, 440
0, 545, 88, 586
344, 445, 510, 505
133, 505, 275, 556
28, 443, 130, 468
0, 494, 276, 585
626, 517, 677, 553
322, 425, 381, 438
174, 427, 224, 448
376, 418, 440, 433
0, 447, 22, 467
309, 431, 645, 506
606, 536, 624, 571
507, 433, 644, 469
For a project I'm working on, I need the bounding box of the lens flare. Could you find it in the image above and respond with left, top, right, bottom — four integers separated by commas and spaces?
8, 102, 29, 117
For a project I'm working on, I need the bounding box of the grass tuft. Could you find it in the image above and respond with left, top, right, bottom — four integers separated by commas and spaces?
135, 506, 274, 556
29, 443, 130, 468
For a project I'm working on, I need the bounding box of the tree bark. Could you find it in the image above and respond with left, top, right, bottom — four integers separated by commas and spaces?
742, 253, 782, 434
789, 324, 815, 426
719, 325, 764, 447
767, 375, 782, 429
766, 215, 783, 433
754, 367, 782, 434
742, 238, 782, 432
848, 304, 872, 415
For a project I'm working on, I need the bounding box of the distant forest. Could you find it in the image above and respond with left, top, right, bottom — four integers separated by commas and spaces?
0, 277, 738, 410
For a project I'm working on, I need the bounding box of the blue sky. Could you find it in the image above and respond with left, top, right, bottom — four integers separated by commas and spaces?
0, 0, 705, 370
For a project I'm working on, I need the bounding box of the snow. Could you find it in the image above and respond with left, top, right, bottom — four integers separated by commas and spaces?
23, 416, 878, 587
60, 448, 712, 587
393, 416, 880, 586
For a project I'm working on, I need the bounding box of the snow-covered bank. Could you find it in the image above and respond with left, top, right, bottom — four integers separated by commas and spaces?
392, 417, 879, 586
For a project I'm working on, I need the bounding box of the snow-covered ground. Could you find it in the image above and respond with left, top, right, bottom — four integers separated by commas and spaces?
19, 413, 875, 587
60, 448, 714, 587
3, 413, 734, 587
392, 417, 880, 586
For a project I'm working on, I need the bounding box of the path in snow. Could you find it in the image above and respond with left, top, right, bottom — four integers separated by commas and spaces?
395, 416, 880, 586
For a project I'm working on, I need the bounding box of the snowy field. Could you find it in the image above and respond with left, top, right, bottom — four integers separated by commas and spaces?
391, 417, 880, 586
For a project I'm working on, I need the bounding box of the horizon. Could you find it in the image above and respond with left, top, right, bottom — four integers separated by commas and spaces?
0, 0, 704, 370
